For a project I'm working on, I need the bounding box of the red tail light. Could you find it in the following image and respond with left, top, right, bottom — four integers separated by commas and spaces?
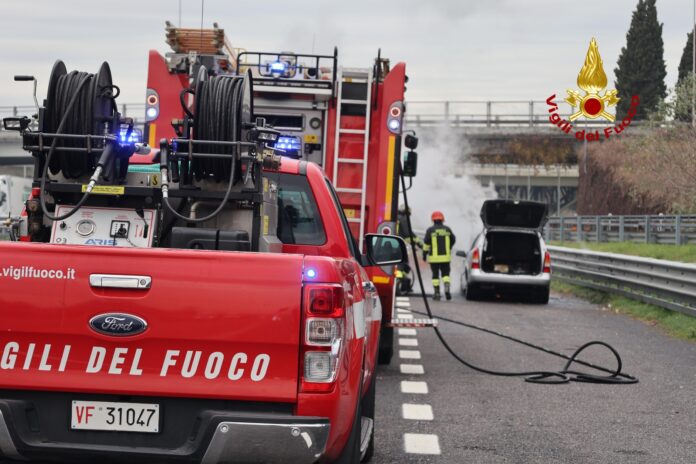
301, 284, 345, 393
471, 248, 480, 270
543, 251, 551, 273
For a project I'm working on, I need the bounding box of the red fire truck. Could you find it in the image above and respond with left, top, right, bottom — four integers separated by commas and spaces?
143, 23, 418, 364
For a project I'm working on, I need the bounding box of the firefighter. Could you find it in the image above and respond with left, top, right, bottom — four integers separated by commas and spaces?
422, 211, 456, 300
395, 205, 422, 295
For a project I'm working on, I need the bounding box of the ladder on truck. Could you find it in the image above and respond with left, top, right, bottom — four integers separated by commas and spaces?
331, 66, 373, 252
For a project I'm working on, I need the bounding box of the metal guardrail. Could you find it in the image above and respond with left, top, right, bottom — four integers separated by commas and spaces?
549, 246, 696, 317
545, 215, 696, 245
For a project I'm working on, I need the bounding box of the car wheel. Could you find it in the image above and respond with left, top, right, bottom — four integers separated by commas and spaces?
378, 327, 394, 365
536, 286, 550, 305
465, 283, 479, 301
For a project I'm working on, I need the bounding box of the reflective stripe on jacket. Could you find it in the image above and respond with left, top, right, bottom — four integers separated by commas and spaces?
423, 223, 456, 263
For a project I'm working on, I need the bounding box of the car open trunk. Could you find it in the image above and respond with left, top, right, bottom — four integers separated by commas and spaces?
481, 230, 542, 275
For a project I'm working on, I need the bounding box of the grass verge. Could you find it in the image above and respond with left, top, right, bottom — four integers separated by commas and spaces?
551, 280, 696, 342
549, 241, 696, 263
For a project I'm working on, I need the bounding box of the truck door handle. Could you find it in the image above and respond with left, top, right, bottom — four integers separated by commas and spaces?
89, 274, 152, 289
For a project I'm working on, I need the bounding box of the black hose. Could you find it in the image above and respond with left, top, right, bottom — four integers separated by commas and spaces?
162, 75, 247, 223
398, 163, 637, 385
40, 73, 96, 222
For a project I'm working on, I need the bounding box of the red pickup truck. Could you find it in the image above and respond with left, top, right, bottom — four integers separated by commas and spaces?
0, 158, 406, 464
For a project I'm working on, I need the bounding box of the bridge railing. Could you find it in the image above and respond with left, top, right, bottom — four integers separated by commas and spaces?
403, 100, 599, 128
545, 215, 696, 245
0, 104, 146, 131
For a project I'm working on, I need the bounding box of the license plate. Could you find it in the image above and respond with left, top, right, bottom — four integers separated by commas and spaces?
71, 400, 160, 433
494, 264, 509, 273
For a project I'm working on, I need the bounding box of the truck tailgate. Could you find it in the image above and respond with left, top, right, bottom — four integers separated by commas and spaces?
0, 242, 303, 402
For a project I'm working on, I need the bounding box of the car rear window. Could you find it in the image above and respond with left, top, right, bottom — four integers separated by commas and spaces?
276, 173, 326, 245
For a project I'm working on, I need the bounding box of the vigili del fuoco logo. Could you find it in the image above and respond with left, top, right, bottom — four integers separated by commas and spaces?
547, 38, 639, 141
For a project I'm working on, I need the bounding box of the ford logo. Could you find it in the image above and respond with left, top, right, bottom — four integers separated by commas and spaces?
89, 313, 147, 337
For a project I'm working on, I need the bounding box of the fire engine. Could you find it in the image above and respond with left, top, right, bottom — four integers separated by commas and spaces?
143, 22, 420, 364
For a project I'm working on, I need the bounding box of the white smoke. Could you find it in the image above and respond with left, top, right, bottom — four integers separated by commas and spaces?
401, 125, 497, 292
403, 125, 497, 250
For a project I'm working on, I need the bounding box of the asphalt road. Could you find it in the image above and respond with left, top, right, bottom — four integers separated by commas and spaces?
372, 290, 696, 464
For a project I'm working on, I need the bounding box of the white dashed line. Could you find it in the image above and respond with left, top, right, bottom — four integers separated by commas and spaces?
401, 381, 429, 394
399, 314, 414, 320
402, 403, 434, 421
396, 297, 410, 302
398, 328, 417, 336
399, 349, 421, 360
404, 433, 441, 455
400, 364, 424, 375
397, 310, 412, 315
399, 337, 418, 346
396, 302, 411, 308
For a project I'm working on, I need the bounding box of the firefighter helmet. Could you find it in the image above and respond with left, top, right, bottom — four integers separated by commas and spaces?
431, 211, 444, 222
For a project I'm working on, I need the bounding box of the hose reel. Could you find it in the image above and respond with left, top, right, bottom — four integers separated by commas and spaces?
172, 67, 254, 186
44, 60, 128, 181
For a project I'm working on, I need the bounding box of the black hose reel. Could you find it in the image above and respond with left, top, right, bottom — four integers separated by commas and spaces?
173, 67, 255, 186
41, 60, 131, 183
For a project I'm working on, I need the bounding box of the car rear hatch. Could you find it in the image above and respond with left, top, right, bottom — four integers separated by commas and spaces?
0, 242, 303, 403
480, 199, 548, 231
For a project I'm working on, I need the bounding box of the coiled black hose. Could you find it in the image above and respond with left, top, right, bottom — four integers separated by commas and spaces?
40, 72, 94, 221
162, 75, 246, 223
398, 163, 638, 385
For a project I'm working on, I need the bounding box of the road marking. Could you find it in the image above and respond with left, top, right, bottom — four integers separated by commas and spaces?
398, 328, 417, 336
404, 433, 441, 455
396, 297, 410, 302
397, 309, 412, 314
400, 364, 424, 375
401, 381, 428, 394
399, 338, 418, 346
402, 403, 434, 421
399, 349, 421, 360
396, 302, 411, 308
399, 314, 414, 319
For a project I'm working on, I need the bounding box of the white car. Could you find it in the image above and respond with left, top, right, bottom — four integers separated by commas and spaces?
458, 199, 551, 304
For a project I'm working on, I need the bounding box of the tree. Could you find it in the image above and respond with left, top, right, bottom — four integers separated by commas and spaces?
614, 0, 667, 121
678, 31, 693, 82
676, 31, 694, 122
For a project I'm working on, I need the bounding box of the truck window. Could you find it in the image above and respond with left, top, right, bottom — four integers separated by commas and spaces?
276, 173, 326, 245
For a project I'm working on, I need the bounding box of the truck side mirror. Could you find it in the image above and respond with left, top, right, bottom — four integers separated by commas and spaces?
365, 234, 407, 266
403, 151, 418, 177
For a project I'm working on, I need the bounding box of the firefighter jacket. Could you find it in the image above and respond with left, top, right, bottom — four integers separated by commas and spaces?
423, 223, 456, 264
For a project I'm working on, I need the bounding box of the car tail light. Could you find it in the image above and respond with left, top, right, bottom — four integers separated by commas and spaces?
471, 248, 480, 270
301, 284, 345, 392
543, 251, 551, 273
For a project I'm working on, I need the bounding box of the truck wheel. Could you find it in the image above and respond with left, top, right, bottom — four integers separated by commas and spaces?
360, 375, 377, 462
333, 392, 363, 464
378, 327, 393, 365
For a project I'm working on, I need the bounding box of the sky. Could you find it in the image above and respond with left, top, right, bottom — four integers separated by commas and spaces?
0, 0, 692, 108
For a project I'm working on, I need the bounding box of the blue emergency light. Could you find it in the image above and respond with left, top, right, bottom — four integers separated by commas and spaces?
269, 61, 287, 77
275, 135, 302, 158
119, 128, 142, 144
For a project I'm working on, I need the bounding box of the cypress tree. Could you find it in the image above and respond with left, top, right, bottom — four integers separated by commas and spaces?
678, 31, 693, 81
614, 0, 667, 120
